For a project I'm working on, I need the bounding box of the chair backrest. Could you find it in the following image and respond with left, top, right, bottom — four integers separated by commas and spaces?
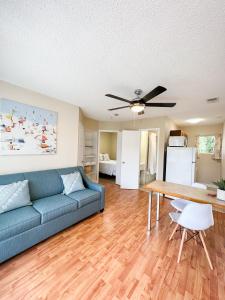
192, 182, 207, 189
177, 203, 214, 230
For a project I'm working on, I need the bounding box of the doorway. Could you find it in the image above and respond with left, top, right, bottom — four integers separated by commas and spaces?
98, 130, 119, 184
139, 129, 159, 186
119, 129, 159, 189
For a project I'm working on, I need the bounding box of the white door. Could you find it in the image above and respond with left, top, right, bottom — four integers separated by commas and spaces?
120, 130, 141, 189
116, 132, 122, 185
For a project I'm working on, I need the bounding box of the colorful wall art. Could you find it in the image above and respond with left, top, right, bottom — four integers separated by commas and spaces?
0, 98, 57, 155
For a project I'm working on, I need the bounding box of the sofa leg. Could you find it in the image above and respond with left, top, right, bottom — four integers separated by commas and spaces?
100, 209, 104, 213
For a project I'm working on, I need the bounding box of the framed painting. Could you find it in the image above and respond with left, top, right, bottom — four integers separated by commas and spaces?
0, 98, 57, 155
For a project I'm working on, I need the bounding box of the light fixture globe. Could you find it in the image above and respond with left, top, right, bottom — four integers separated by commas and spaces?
186, 118, 204, 124
130, 103, 145, 113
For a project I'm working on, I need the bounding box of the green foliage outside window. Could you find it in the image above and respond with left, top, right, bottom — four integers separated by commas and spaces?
198, 136, 215, 154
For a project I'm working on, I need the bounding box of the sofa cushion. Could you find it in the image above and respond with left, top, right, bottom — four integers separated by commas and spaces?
68, 189, 100, 208
0, 180, 32, 214
0, 173, 25, 185
57, 167, 86, 187
57, 167, 79, 176
61, 172, 85, 195
33, 194, 78, 224
24, 170, 63, 200
0, 206, 41, 241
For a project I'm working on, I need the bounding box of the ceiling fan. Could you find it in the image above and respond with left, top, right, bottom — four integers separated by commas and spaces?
105, 86, 176, 115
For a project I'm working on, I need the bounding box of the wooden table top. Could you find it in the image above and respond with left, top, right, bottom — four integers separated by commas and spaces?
141, 180, 225, 211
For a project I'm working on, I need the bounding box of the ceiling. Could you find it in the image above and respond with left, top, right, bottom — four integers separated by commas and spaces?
0, 0, 225, 125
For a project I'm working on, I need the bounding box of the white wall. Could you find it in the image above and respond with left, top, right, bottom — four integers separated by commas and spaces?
99, 132, 117, 160
140, 131, 148, 166
0, 81, 79, 174
222, 122, 225, 178
165, 118, 178, 146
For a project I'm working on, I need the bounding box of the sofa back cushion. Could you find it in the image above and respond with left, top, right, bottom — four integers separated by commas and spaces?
57, 167, 80, 176
0, 167, 84, 202
0, 173, 25, 185
24, 169, 63, 200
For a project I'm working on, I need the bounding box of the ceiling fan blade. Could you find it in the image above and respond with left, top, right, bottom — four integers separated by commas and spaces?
108, 105, 130, 111
105, 94, 131, 104
145, 102, 176, 107
141, 86, 167, 103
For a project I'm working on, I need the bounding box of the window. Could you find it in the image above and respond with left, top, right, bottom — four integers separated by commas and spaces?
198, 135, 215, 154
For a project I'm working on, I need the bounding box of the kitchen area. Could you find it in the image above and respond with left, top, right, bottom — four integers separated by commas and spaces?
165, 124, 224, 190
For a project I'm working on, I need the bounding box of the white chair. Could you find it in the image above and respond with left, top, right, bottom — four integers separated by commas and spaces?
169, 203, 214, 269
170, 182, 207, 212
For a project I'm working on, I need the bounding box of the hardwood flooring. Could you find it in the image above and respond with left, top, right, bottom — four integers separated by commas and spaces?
0, 180, 224, 300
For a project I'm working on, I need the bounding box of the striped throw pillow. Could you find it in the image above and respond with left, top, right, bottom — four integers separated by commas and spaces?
61, 172, 85, 195
0, 180, 32, 214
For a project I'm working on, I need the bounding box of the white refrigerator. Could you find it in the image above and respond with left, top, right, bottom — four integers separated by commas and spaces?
166, 147, 197, 186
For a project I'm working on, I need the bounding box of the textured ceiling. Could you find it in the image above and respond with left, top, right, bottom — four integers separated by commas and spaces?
0, 0, 225, 125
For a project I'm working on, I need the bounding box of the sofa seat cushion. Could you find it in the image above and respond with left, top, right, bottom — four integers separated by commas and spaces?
0, 206, 41, 241
68, 189, 100, 208
33, 194, 78, 224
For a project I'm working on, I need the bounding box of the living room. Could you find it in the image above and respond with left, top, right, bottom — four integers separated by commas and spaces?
0, 1, 225, 300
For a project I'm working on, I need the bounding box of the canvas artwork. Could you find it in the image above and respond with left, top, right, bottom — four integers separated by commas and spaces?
0, 98, 57, 155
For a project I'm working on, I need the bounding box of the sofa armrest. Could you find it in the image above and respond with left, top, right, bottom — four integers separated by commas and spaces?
78, 167, 105, 210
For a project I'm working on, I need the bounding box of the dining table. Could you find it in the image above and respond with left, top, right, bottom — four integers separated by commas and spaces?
141, 180, 225, 233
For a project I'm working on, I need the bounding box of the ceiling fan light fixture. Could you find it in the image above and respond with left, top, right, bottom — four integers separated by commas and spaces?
130, 103, 145, 113
106, 86, 174, 113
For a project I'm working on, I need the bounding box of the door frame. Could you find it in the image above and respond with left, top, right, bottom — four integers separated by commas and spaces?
97, 127, 160, 185
139, 128, 160, 181
97, 129, 120, 183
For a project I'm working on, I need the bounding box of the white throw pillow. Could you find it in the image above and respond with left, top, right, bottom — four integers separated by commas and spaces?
61, 172, 85, 195
0, 180, 32, 214
103, 153, 110, 161
99, 153, 104, 161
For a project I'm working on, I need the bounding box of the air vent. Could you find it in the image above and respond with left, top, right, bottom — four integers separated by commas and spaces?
206, 97, 219, 104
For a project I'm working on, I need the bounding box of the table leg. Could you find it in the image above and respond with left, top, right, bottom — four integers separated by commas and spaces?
156, 192, 160, 221
147, 191, 152, 232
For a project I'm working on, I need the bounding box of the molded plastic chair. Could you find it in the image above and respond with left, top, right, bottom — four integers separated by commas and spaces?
170, 182, 207, 212
169, 203, 214, 269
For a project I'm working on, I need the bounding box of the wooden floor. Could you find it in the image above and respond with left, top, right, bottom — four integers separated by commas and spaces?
0, 181, 224, 300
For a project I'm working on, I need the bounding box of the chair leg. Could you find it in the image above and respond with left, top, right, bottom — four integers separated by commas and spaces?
193, 230, 197, 245
199, 231, 213, 270
177, 228, 186, 263
203, 230, 206, 237
170, 210, 179, 225
169, 223, 179, 241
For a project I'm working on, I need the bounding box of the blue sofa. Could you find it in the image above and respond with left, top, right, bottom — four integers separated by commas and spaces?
0, 166, 105, 263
